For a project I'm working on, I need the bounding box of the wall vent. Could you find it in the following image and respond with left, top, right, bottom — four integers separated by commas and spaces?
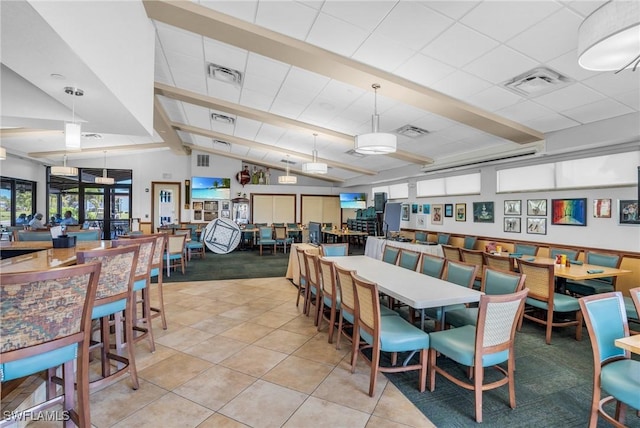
207, 63, 243, 86
197, 154, 210, 167
503, 67, 572, 97
396, 125, 429, 138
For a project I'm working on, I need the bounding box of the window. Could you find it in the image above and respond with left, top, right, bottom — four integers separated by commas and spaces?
0, 177, 36, 227
416, 172, 480, 197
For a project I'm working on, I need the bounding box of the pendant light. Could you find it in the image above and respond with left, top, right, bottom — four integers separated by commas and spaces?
302, 133, 328, 174
278, 155, 297, 184
95, 151, 115, 184
51, 154, 78, 176
354, 83, 397, 154
64, 86, 83, 150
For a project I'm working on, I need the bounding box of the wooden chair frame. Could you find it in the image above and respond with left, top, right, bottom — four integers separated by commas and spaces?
303, 250, 322, 325
317, 258, 340, 343
441, 244, 462, 261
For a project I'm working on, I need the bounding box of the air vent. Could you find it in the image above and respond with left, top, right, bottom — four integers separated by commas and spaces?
396, 125, 429, 138
345, 149, 366, 158
504, 67, 572, 97
207, 63, 243, 86
212, 139, 231, 149
82, 133, 103, 140
211, 113, 236, 125
280, 158, 296, 165
421, 144, 542, 174
197, 154, 210, 167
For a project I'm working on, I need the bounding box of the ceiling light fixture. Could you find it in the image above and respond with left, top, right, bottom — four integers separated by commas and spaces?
278, 155, 297, 184
578, 0, 640, 72
64, 86, 83, 150
95, 151, 115, 185
0, 147, 5, 160
51, 155, 78, 177
354, 83, 397, 155
302, 133, 328, 174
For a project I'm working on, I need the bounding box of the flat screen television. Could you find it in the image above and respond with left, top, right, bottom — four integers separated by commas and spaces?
308, 221, 322, 245
339, 192, 367, 209
191, 176, 231, 200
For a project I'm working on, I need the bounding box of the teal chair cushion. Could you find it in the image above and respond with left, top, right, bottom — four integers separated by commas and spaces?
601, 360, 640, 409
550, 248, 580, 261
323, 246, 348, 256
323, 295, 340, 309
186, 241, 203, 250
342, 310, 355, 324
514, 244, 537, 256
566, 280, 614, 296
437, 234, 450, 245
17, 231, 51, 241
525, 293, 580, 313
421, 257, 445, 278
92, 298, 127, 319
463, 236, 477, 250
68, 230, 101, 241
150, 267, 160, 278
429, 325, 508, 367
484, 269, 522, 295
443, 307, 478, 327
0, 343, 78, 382
133, 278, 147, 292
624, 296, 638, 320
360, 315, 429, 353
382, 247, 400, 264
380, 305, 400, 317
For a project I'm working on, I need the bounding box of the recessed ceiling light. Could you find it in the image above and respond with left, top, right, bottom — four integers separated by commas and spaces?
50, 73, 65, 80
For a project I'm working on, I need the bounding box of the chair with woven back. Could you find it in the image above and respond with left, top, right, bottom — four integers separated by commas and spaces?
76, 244, 140, 390
317, 257, 340, 343
320, 242, 349, 257
303, 250, 322, 325
460, 248, 485, 290
295, 246, 310, 312
381, 245, 400, 264
441, 244, 461, 261
517, 258, 583, 345
429, 288, 529, 423
112, 235, 157, 352
164, 233, 187, 275
274, 225, 293, 254
483, 251, 515, 272
579, 292, 640, 428
565, 251, 622, 296
352, 273, 430, 397
0, 263, 101, 427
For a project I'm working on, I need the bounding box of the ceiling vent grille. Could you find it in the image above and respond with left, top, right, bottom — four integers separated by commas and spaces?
207, 63, 243, 86
503, 67, 572, 97
396, 125, 429, 138
82, 133, 103, 140
211, 113, 236, 125
345, 149, 366, 158
280, 158, 296, 165
196, 154, 210, 167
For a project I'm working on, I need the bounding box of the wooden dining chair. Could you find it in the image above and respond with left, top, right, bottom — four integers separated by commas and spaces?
165, 234, 187, 275
549, 247, 581, 262
419, 253, 446, 279
320, 242, 349, 257
414, 231, 428, 243
0, 263, 100, 428
437, 233, 450, 245
517, 258, 583, 345
317, 257, 340, 343
381, 245, 400, 264
483, 251, 515, 272
579, 292, 640, 428
274, 225, 293, 254
463, 236, 477, 250
460, 248, 484, 289
295, 246, 309, 312
258, 226, 276, 256
565, 251, 622, 296
398, 249, 420, 271
441, 244, 461, 261
303, 250, 322, 325
429, 289, 529, 423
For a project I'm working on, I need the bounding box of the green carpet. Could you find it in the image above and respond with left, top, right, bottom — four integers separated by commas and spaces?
161, 247, 640, 427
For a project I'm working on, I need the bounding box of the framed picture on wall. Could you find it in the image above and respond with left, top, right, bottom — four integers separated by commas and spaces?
401, 204, 410, 221
455, 203, 466, 222
412, 204, 418, 214
444, 204, 453, 218
619, 200, 639, 224
527, 218, 547, 235
504, 200, 521, 215
593, 199, 612, 218
417, 215, 426, 227
423, 204, 430, 214
527, 199, 547, 216
551, 198, 587, 226
473, 202, 494, 223
432, 204, 444, 225
504, 217, 521, 233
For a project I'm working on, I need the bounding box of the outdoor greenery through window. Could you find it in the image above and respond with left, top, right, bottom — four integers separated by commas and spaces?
0, 177, 37, 226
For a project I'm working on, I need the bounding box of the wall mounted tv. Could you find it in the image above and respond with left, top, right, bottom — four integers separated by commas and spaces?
191, 176, 231, 200
339, 192, 367, 209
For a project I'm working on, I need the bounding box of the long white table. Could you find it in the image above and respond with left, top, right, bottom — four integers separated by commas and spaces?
324, 255, 483, 330
364, 236, 443, 260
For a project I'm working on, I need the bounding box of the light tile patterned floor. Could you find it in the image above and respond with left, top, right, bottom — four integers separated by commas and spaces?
11, 278, 436, 428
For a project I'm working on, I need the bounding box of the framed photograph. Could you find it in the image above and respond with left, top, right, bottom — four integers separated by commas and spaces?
527, 199, 547, 216
619, 200, 639, 224
551, 198, 587, 226
411, 204, 418, 214
417, 215, 426, 227
593, 199, 612, 218
401, 204, 410, 221
444, 204, 453, 218
527, 218, 547, 235
455, 203, 466, 222
473, 201, 494, 223
504, 200, 521, 215
504, 217, 521, 233
221, 209, 230, 219
222, 201, 230, 210
431, 204, 444, 225
423, 204, 430, 214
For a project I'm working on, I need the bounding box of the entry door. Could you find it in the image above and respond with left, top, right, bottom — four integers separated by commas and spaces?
151, 182, 181, 232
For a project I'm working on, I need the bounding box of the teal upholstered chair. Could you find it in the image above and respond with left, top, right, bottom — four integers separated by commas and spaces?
517, 258, 582, 344
624, 286, 640, 334
463, 236, 477, 250
258, 226, 276, 255
550, 247, 581, 262
352, 273, 430, 396
317, 258, 340, 343
382, 245, 400, 264
445, 267, 526, 328
437, 233, 450, 245
0, 263, 100, 427
398, 249, 420, 271
185, 230, 205, 260
419, 254, 446, 278
514, 243, 539, 256
429, 289, 529, 423
16, 230, 52, 241
274, 226, 293, 254
414, 231, 428, 243
566, 251, 621, 296
579, 292, 640, 428
68, 230, 101, 241
321, 243, 348, 257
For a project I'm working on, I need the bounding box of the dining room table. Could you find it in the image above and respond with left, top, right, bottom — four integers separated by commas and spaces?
322, 228, 368, 244
0, 240, 111, 273
324, 255, 483, 330
614, 334, 640, 354
285, 242, 320, 285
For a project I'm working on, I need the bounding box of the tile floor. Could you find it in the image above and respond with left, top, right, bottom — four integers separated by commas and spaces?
87, 277, 437, 427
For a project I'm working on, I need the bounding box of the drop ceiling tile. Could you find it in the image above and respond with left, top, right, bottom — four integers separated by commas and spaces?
561, 98, 635, 124
614, 91, 640, 111
306, 10, 368, 56
460, 1, 561, 42
466, 86, 524, 112
565, 0, 607, 17
533, 83, 606, 111
203, 38, 249, 72
352, 32, 416, 72
394, 53, 456, 87
254, 1, 316, 39
423, 1, 480, 20
430, 70, 493, 100
412, 113, 457, 133
465, 45, 539, 84
270, 97, 307, 120
421, 23, 498, 68
581, 71, 640, 98
436, 124, 484, 142
239, 87, 273, 112
182, 103, 210, 129
546, 49, 602, 82
155, 22, 203, 58
521, 113, 580, 133
200, 0, 258, 22
255, 123, 287, 145
279, 67, 329, 104
507, 8, 582, 63
316, 80, 365, 109
496, 100, 556, 123
205, 80, 242, 104
233, 116, 261, 141
375, 2, 454, 51
320, 1, 396, 32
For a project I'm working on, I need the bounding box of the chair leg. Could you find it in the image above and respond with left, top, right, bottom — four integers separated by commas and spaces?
474, 366, 484, 423
428, 348, 437, 392
150, 274, 168, 330
336, 313, 344, 350
508, 354, 516, 409
575, 310, 583, 341
419, 348, 428, 393
74, 346, 91, 428
63, 360, 76, 424
327, 306, 337, 344
546, 309, 553, 345
350, 320, 359, 373
368, 342, 380, 397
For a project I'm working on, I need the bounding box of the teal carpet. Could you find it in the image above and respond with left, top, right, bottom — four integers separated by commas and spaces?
161, 246, 640, 427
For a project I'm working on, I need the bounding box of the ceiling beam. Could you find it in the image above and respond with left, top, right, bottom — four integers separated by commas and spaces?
27, 143, 168, 159
144, 0, 544, 145
153, 96, 188, 155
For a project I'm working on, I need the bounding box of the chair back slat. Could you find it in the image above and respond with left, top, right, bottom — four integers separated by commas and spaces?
335, 265, 356, 311
516, 259, 553, 301
420, 254, 446, 278
318, 258, 336, 298
352, 273, 379, 333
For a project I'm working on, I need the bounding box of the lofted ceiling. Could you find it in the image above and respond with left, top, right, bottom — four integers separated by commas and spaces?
1, 0, 638, 186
